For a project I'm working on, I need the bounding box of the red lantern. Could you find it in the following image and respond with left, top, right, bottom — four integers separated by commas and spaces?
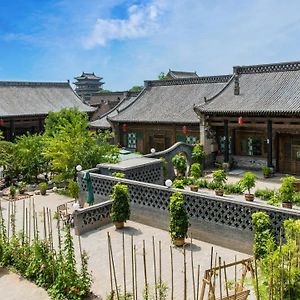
238, 116, 244, 125
0, 119, 4, 127
122, 123, 128, 132
182, 125, 187, 135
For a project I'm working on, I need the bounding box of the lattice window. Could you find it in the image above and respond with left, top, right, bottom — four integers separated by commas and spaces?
186, 136, 197, 145
128, 133, 137, 149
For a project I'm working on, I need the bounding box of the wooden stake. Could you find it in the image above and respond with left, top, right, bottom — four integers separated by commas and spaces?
131, 235, 135, 300
218, 257, 222, 300
191, 235, 196, 300
7, 199, 10, 241
184, 245, 187, 300
254, 256, 260, 300
108, 232, 119, 300
159, 240, 162, 288
196, 265, 200, 300
143, 240, 148, 300
152, 236, 158, 300
234, 255, 237, 300
134, 244, 138, 299
223, 261, 229, 299
107, 232, 113, 294
170, 246, 174, 300
122, 232, 127, 297
22, 199, 25, 244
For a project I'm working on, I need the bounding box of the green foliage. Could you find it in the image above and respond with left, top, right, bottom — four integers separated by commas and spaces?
254, 188, 275, 201
172, 179, 185, 189
0, 140, 18, 179
192, 143, 206, 163
110, 183, 130, 223
160, 157, 168, 180
10, 185, 16, 198
212, 169, 227, 190
158, 72, 168, 80
169, 192, 189, 240
172, 153, 187, 176
292, 192, 300, 205
182, 177, 195, 186
129, 85, 143, 92
196, 178, 209, 188
262, 166, 272, 177
279, 176, 296, 203
254, 218, 300, 299
190, 163, 202, 179
39, 182, 47, 190
240, 172, 256, 194
267, 194, 281, 206
251, 212, 275, 259
14, 133, 47, 183
68, 180, 79, 199
43, 108, 119, 182
223, 181, 243, 195
112, 172, 125, 178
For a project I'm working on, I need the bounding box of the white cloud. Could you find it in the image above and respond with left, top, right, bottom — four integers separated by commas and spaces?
83, 1, 166, 48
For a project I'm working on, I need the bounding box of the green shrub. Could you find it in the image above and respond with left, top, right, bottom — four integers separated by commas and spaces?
112, 172, 125, 178
39, 182, 47, 195
267, 194, 281, 206
192, 143, 205, 163
68, 180, 79, 199
160, 157, 168, 179
212, 169, 227, 190
169, 192, 189, 240
10, 185, 16, 198
172, 153, 187, 176
17, 181, 27, 194
207, 181, 218, 190
254, 188, 275, 201
196, 178, 209, 188
252, 212, 275, 259
172, 179, 185, 189
190, 163, 202, 179
110, 183, 130, 223
262, 166, 272, 177
240, 172, 256, 194
292, 192, 300, 205
224, 182, 243, 194
279, 176, 296, 203
182, 177, 195, 186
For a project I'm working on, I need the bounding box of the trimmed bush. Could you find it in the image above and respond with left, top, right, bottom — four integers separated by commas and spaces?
279, 176, 296, 203
110, 183, 130, 223
172, 179, 185, 189
68, 180, 79, 199
240, 172, 256, 194
39, 182, 47, 195
169, 192, 189, 240
192, 143, 205, 163
212, 169, 227, 190
224, 182, 243, 195
254, 188, 275, 201
190, 163, 202, 179
172, 153, 187, 176
112, 172, 125, 178
196, 178, 209, 188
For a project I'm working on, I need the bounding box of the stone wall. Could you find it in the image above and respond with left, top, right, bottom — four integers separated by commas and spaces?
76, 172, 300, 253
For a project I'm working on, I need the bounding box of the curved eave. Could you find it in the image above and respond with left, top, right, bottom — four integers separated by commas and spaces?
108, 119, 199, 125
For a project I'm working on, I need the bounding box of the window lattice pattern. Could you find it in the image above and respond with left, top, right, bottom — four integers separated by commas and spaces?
78, 173, 300, 237
126, 165, 163, 184
128, 133, 136, 149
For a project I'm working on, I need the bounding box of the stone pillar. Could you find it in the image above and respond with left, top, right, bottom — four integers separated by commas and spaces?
267, 119, 273, 168
224, 120, 229, 163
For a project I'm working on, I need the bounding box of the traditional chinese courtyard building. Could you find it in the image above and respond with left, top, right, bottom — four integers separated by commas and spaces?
194, 61, 300, 174
0, 81, 95, 140
109, 75, 231, 154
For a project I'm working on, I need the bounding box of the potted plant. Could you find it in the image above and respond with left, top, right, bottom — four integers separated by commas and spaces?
17, 181, 26, 194
190, 163, 202, 192
212, 169, 227, 196
192, 143, 206, 163
279, 176, 296, 209
10, 185, 16, 199
169, 192, 189, 246
262, 166, 272, 178
110, 183, 130, 229
240, 172, 256, 201
172, 153, 187, 177
39, 182, 47, 196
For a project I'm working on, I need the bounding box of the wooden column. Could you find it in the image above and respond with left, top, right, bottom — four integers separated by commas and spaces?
267, 119, 273, 168
224, 120, 229, 163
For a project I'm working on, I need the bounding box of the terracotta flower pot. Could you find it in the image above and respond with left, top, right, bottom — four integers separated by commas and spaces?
215, 189, 224, 196
245, 193, 254, 201
282, 202, 293, 209
173, 237, 185, 247
190, 185, 199, 192
114, 221, 124, 229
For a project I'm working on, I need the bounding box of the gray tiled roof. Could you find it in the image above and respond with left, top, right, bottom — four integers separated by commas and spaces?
0, 81, 95, 118
74, 72, 102, 80
89, 95, 138, 129
195, 61, 300, 116
110, 75, 231, 124
167, 70, 199, 79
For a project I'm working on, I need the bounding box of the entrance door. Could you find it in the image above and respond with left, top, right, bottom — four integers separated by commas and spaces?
291, 145, 300, 174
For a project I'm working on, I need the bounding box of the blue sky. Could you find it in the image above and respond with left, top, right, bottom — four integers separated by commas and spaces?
1, 0, 300, 90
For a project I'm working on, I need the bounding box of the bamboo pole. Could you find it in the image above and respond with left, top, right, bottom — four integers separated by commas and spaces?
191, 235, 196, 300
22, 199, 25, 244
107, 232, 113, 294
170, 245, 174, 300
196, 265, 200, 300
234, 255, 237, 300
122, 232, 127, 297
223, 261, 229, 299
184, 245, 187, 300
254, 256, 260, 300
7, 198, 10, 241
159, 240, 162, 289
131, 235, 135, 300
29, 197, 31, 243
43, 207, 47, 241
134, 244, 138, 299
143, 240, 148, 300
208, 247, 213, 297
108, 232, 119, 300
218, 257, 222, 300
152, 236, 158, 300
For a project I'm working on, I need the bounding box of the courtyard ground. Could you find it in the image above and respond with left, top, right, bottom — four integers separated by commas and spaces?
0, 191, 259, 300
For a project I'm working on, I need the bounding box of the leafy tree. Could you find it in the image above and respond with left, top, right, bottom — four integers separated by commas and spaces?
43, 108, 119, 182
14, 133, 47, 183
129, 85, 143, 93
158, 72, 168, 80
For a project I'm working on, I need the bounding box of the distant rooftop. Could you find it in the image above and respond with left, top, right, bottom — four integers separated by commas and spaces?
167, 69, 199, 79
74, 72, 103, 81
